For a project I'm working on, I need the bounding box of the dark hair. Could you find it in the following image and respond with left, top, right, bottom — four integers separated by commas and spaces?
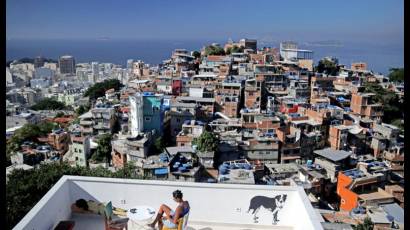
172, 190, 183, 199
75, 199, 89, 211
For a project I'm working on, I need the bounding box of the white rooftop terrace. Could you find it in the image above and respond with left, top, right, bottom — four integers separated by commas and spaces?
14, 176, 323, 230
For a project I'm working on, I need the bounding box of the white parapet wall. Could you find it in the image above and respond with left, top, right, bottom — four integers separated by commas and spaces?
14, 176, 323, 230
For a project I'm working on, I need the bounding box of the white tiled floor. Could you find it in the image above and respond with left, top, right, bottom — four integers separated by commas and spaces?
70, 213, 293, 230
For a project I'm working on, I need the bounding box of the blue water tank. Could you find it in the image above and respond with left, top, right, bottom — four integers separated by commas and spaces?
219, 164, 227, 171
229, 164, 237, 169
178, 166, 186, 172
359, 208, 366, 214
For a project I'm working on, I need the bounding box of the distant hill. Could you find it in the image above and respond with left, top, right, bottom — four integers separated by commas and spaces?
6, 57, 58, 67
303, 40, 343, 47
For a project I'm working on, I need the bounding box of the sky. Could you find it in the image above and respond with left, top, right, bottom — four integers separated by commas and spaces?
7, 0, 403, 45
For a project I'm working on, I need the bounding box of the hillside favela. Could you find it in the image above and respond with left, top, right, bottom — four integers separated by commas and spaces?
6, 1, 404, 230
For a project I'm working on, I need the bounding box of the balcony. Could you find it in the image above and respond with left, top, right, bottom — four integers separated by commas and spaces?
14, 176, 323, 230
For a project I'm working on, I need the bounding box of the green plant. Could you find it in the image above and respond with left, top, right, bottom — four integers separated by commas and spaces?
363, 82, 403, 123
204, 45, 225, 56
353, 217, 374, 230
6, 161, 142, 229
315, 58, 340, 76
192, 130, 219, 152
91, 134, 112, 163
387, 68, 404, 82
84, 79, 123, 101
30, 98, 67, 110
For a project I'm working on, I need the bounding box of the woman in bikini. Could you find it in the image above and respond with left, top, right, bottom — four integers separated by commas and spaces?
148, 190, 190, 229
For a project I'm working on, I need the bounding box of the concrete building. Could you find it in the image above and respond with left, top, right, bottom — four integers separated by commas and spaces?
313, 148, 352, 182
64, 136, 91, 167
6, 111, 41, 129
129, 92, 164, 137
6, 67, 13, 84
6, 87, 42, 106
59, 55, 76, 75
30, 78, 51, 88
14, 175, 323, 230
168, 151, 203, 182
214, 76, 244, 118
350, 93, 383, 121
78, 111, 93, 136
169, 102, 198, 138
34, 67, 54, 79
111, 134, 153, 168
351, 62, 367, 71
34, 56, 46, 68
176, 120, 205, 147
337, 161, 393, 211
176, 96, 215, 121
239, 38, 257, 51
218, 160, 255, 184
44, 62, 58, 71
91, 103, 117, 135
244, 77, 263, 111
288, 80, 310, 99
280, 42, 313, 62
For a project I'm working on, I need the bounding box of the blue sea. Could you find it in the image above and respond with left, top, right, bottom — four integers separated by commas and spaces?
6, 39, 403, 75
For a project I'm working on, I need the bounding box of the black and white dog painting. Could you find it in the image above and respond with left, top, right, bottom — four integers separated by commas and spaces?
247, 194, 287, 225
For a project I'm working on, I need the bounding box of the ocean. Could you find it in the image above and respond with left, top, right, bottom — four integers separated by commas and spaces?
6, 39, 403, 75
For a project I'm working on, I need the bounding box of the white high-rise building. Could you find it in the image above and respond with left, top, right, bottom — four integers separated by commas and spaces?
129, 94, 144, 136
280, 41, 313, 62
91, 62, 99, 76
6, 67, 13, 84
127, 59, 134, 70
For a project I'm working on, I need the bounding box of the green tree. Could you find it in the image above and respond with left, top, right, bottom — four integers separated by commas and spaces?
192, 130, 219, 152
204, 45, 225, 56
55, 112, 65, 118
6, 161, 143, 229
6, 122, 59, 158
192, 51, 201, 59
76, 104, 90, 116
387, 68, 404, 82
363, 82, 403, 123
30, 98, 67, 110
114, 162, 139, 178
91, 134, 112, 163
84, 79, 123, 101
353, 217, 374, 230
315, 58, 340, 76
226, 45, 244, 55
150, 136, 166, 154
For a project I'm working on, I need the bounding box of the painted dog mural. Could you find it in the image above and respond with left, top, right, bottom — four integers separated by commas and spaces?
247, 194, 287, 225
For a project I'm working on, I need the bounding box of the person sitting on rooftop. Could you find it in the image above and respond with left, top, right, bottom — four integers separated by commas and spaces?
71, 199, 106, 215
147, 190, 190, 229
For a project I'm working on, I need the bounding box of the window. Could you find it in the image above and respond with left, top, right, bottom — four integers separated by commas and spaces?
145, 117, 151, 122
75, 157, 78, 161
177, 118, 181, 122
153, 107, 159, 112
